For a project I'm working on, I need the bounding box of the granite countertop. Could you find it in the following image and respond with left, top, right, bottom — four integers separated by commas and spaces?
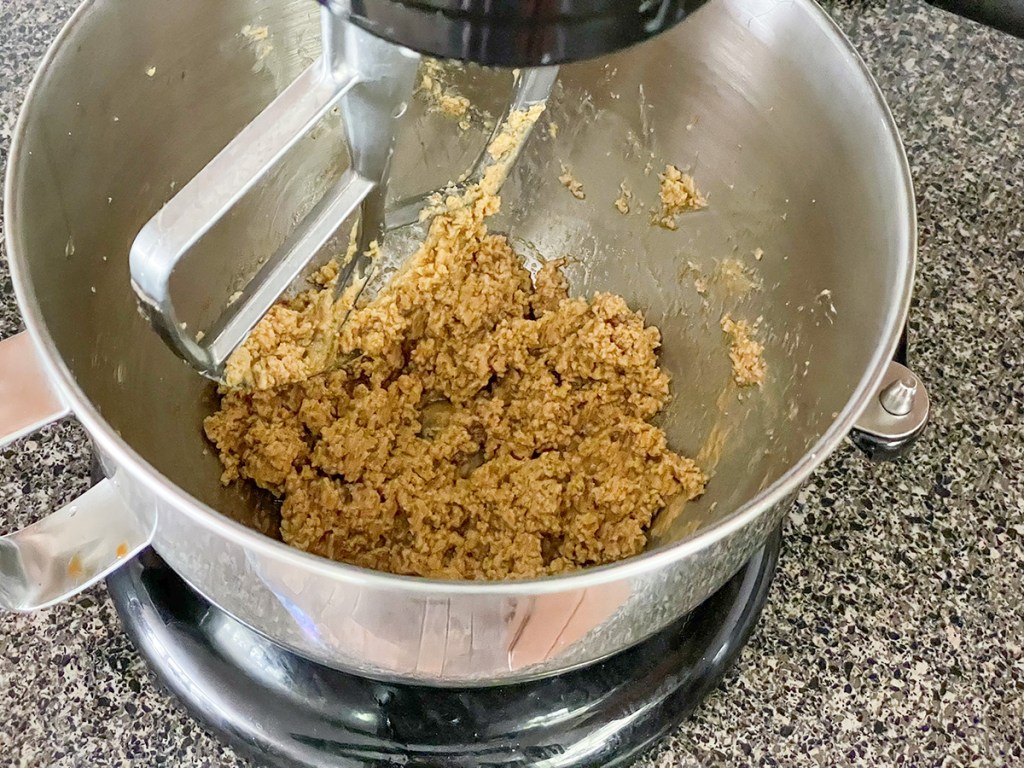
1, 0, 1023, 765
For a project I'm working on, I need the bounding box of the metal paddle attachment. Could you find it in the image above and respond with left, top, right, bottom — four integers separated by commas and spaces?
130, 3, 556, 382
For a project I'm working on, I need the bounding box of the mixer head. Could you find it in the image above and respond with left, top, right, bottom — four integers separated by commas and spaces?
130, 0, 707, 382
323, 0, 709, 66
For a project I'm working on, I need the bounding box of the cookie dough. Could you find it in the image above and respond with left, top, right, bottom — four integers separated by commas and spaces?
720, 313, 766, 387
417, 59, 471, 123
614, 181, 632, 214
558, 163, 586, 200
655, 164, 706, 229
205, 182, 706, 580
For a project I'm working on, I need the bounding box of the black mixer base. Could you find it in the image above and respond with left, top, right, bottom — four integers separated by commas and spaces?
107, 529, 781, 768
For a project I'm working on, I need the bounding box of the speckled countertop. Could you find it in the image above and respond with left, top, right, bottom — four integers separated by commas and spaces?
1, 0, 1023, 765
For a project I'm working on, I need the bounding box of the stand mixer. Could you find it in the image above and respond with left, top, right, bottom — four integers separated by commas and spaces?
3, 0, 954, 762
129, 0, 706, 381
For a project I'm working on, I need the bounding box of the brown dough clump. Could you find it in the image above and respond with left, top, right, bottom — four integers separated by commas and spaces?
655, 164, 706, 229
614, 181, 632, 214
558, 163, 586, 200
720, 314, 766, 387
205, 189, 706, 580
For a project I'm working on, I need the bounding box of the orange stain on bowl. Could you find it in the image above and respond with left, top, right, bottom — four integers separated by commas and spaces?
67, 554, 83, 578
116, 543, 129, 558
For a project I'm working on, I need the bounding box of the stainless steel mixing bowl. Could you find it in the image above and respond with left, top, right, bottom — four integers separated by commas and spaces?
1, 0, 923, 684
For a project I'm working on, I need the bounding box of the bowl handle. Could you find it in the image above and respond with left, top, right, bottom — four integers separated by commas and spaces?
0, 332, 153, 611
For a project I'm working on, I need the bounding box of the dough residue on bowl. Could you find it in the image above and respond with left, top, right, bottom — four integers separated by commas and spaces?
614, 181, 632, 214
720, 314, 766, 387
558, 163, 586, 200
417, 59, 472, 129
655, 164, 706, 229
205, 180, 707, 580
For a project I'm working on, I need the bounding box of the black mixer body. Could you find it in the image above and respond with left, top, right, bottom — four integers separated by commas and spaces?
323, 0, 711, 66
